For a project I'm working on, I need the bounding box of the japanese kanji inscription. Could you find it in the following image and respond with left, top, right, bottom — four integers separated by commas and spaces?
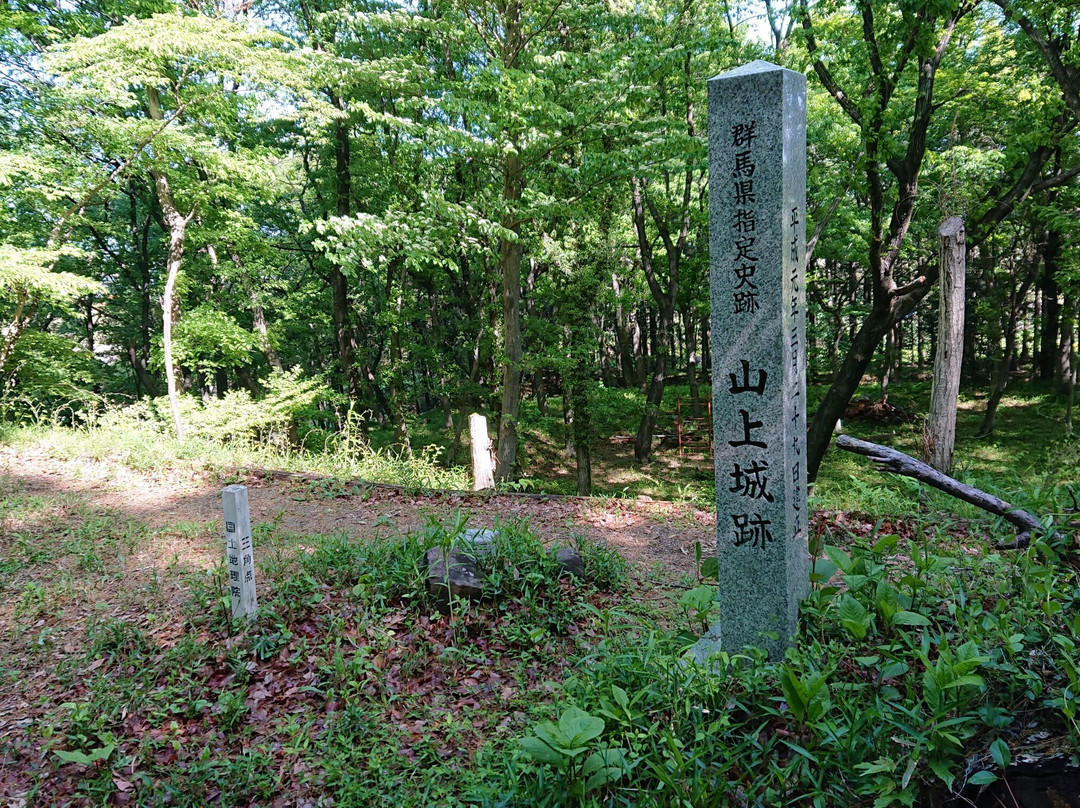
702, 61, 809, 662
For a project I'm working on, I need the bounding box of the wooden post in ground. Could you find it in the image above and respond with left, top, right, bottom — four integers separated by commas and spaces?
469, 413, 495, 491
925, 217, 965, 473
223, 485, 257, 620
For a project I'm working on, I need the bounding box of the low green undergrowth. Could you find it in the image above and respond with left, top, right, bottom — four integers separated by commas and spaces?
11, 378, 471, 491
11, 519, 634, 806
8, 508, 1077, 807
485, 525, 1080, 808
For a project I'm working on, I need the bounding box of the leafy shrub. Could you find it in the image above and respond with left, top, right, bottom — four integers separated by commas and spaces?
0, 330, 112, 423
496, 527, 1080, 807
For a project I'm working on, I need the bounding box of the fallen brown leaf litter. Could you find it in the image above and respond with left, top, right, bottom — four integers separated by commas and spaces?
0, 446, 1034, 806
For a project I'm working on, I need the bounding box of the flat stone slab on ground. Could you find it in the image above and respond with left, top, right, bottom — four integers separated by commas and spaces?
425, 547, 485, 600
553, 547, 585, 579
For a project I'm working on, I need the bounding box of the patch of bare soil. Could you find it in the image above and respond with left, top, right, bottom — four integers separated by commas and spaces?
0, 445, 713, 583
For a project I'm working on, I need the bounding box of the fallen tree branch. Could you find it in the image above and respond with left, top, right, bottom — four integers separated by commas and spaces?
835, 435, 1052, 546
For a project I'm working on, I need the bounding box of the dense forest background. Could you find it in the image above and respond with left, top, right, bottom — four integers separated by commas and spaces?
2, 0, 1079, 492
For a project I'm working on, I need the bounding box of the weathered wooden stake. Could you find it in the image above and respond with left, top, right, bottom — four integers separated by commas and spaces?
469, 413, 495, 491
925, 217, 965, 473
223, 485, 257, 620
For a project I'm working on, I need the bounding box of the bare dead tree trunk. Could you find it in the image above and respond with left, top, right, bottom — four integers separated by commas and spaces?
924, 217, 966, 472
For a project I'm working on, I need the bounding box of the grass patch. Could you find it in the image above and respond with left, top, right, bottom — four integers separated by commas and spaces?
3, 381, 1080, 805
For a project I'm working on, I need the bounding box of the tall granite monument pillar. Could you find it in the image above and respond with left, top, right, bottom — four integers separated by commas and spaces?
707, 61, 809, 661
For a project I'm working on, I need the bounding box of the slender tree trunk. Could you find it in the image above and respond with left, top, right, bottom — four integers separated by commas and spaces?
158, 185, 188, 439
635, 334, 669, 462
613, 273, 637, 387
807, 301, 903, 481
570, 364, 592, 496
251, 291, 283, 372
145, 86, 193, 438
980, 255, 1036, 437
127, 341, 159, 397
526, 259, 547, 414
496, 150, 525, 482
924, 217, 966, 472
684, 307, 701, 416
1038, 228, 1061, 381
1057, 303, 1074, 392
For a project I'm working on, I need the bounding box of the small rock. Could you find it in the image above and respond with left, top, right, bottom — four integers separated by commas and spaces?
554, 547, 585, 580
426, 547, 485, 600
458, 528, 498, 557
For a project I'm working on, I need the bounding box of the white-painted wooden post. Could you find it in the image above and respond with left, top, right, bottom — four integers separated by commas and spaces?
469, 413, 495, 491
223, 485, 257, 619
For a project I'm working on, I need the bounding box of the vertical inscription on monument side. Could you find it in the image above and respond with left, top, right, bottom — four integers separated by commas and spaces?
223, 484, 258, 620
705, 61, 808, 662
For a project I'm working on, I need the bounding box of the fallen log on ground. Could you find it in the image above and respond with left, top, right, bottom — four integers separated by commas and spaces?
834, 434, 1054, 548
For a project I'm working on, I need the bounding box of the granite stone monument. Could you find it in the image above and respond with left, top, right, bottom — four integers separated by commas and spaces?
705, 61, 809, 661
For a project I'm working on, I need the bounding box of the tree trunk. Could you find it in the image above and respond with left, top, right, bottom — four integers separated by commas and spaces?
330, 108, 363, 406
1037, 228, 1061, 381
612, 272, 638, 388
158, 188, 187, 439
980, 275, 1031, 437
924, 217, 966, 472
570, 365, 592, 496
634, 339, 668, 463
1056, 303, 1073, 392
526, 258, 547, 414
684, 307, 701, 416
807, 302, 903, 481
144, 86, 194, 438
495, 148, 525, 482
127, 341, 159, 397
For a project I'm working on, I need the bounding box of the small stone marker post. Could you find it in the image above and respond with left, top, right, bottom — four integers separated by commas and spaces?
222, 484, 257, 620
704, 61, 809, 662
469, 413, 495, 491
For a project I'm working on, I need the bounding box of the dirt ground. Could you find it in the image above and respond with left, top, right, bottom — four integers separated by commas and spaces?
0, 444, 714, 584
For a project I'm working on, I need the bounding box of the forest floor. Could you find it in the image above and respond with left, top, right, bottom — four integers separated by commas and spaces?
1, 402, 1077, 806
0, 441, 715, 584
0, 439, 719, 804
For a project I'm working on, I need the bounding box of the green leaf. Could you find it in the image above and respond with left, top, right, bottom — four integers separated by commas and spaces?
582, 748, 627, 793
855, 757, 896, 776
968, 770, 998, 786
518, 736, 566, 766
810, 558, 839, 583
824, 546, 853, 573
928, 756, 956, 791
780, 666, 808, 722
53, 744, 114, 766
781, 739, 819, 763
943, 674, 986, 690
557, 707, 604, 749
881, 660, 909, 679
53, 749, 96, 766
891, 610, 931, 627
838, 594, 871, 641
901, 756, 917, 789
990, 739, 1010, 770
699, 556, 719, 580
872, 533, 899, 554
